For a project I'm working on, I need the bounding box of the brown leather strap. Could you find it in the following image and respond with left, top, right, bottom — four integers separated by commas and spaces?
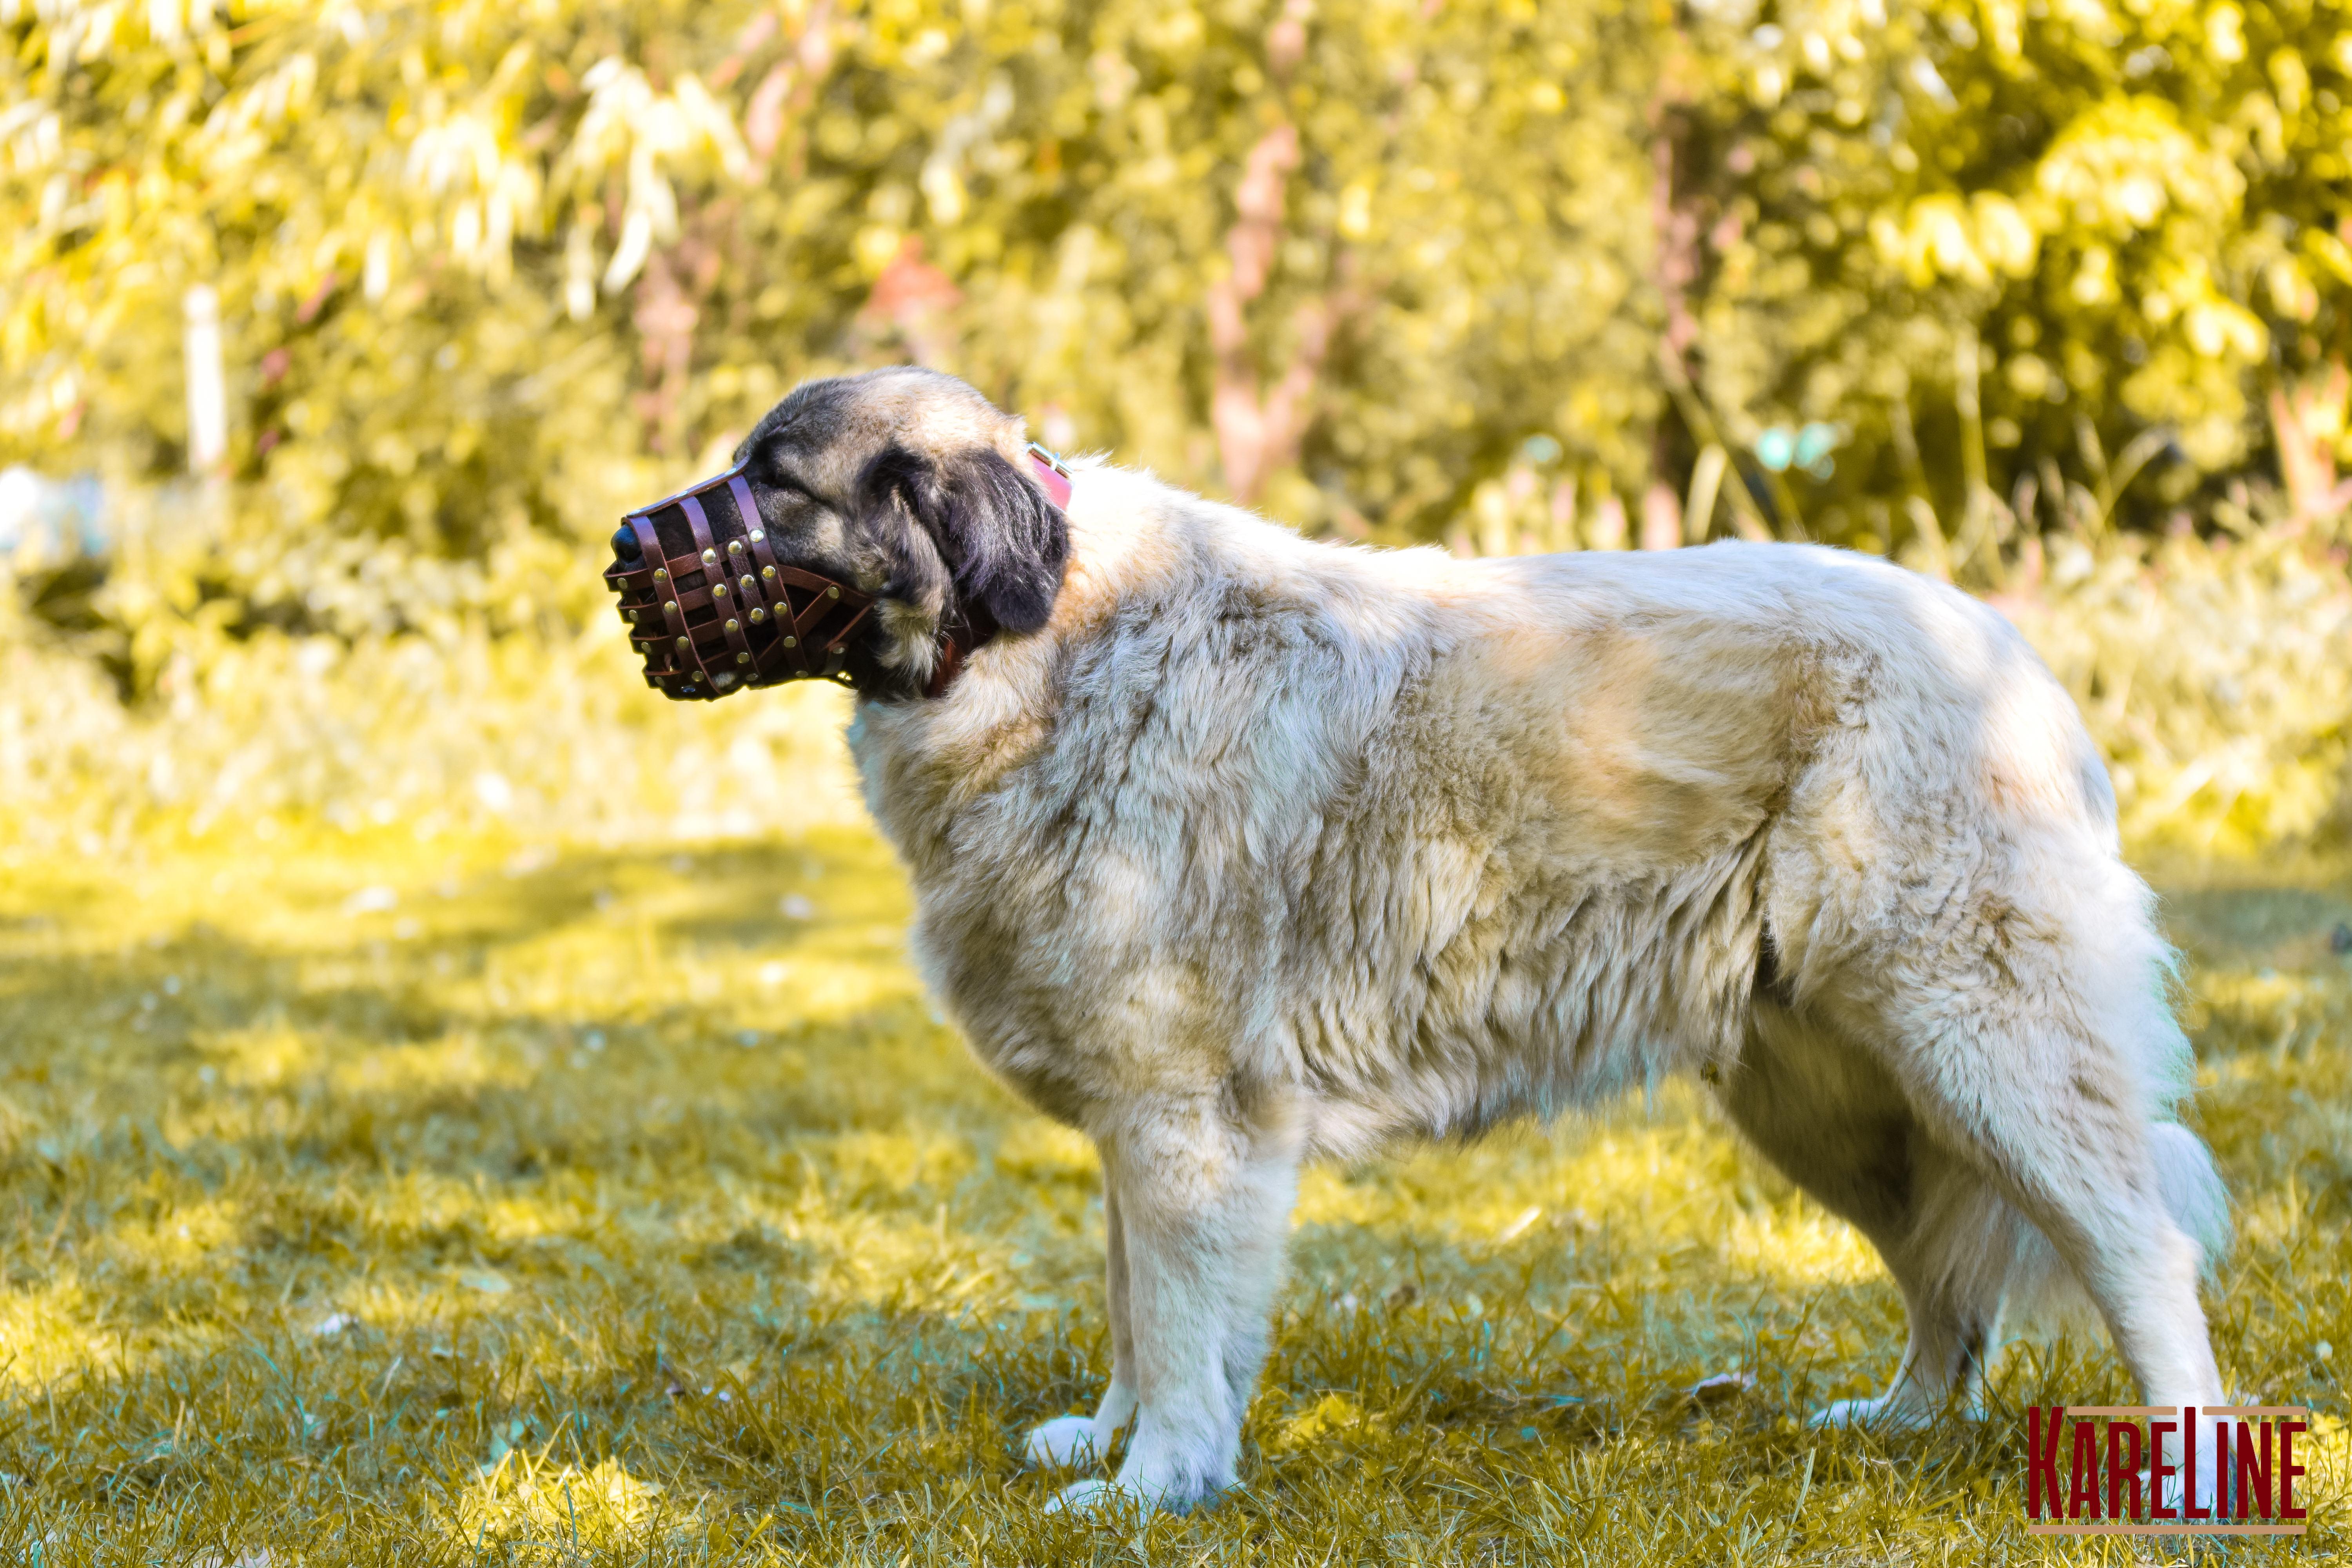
725, 473, 799, 678
924, 599, 1000, 700
633, 510, 700, 688
732, 470, 822, 679
682, 492, 755, 685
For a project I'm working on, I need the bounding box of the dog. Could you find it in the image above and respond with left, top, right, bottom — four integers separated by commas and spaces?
664, 366, 2229, 1514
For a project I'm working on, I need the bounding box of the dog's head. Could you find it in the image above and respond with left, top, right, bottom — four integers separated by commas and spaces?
609, 367, 1069, 696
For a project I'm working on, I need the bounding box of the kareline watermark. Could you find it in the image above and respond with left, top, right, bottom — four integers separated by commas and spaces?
2023, 1405, 2310, 1535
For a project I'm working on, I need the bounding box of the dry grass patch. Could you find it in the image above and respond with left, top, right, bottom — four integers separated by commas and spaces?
0, 824, 2343, 1564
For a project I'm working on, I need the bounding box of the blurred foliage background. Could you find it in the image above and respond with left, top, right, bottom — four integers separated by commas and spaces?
1, 0, 2349, 853
3, 7, 2351, 1558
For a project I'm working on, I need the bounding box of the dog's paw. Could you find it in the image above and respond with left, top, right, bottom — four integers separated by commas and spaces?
1807, 1396, 1874, 1429
1024, 1416, 1103, 1470
1808, 1395, 1936, 1432
1044, 1478, 1133, 1515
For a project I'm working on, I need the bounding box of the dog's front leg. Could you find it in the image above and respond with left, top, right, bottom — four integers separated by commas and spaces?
1050, 1094, 1299, 1515
1023, 1160, 1137, 1468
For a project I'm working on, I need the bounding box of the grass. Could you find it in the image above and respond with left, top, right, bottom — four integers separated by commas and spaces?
0, 814, 2344, 1565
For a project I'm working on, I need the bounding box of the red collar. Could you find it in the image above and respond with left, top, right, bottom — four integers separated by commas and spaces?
1025, 442, 1073, 508
924, 444, 1071, 698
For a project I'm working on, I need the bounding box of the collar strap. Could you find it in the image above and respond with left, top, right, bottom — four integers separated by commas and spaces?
1024, 441, 1074, 509
923, 444, 1072, 699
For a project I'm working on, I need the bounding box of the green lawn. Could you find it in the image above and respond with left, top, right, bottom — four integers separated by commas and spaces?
0, 822, 2343, 1564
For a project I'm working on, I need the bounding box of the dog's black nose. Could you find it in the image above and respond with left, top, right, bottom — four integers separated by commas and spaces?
611, 525, 644, 564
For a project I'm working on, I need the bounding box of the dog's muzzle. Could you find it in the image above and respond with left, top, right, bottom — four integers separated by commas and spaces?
603, 463, 873, 701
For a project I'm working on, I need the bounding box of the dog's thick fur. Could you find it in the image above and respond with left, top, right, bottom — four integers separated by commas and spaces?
710, 368, 2229, 1513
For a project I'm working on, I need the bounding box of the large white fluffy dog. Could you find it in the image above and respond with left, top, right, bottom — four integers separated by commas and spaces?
699, 368, 2228, 1514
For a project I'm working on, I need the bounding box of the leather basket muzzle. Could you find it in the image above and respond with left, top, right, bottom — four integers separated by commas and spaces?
603, 463, 873, 701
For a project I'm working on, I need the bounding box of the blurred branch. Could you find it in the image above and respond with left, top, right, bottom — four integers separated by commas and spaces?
1656, 344, 1774, 541
1903, 495, 1952, 581
2100, 429, 2173, 526
1682, 444, 1726, 544
2269, 364, 2352, 537
1207, 123, 1352, 505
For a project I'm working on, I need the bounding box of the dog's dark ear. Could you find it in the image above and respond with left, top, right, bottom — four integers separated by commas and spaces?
859, 444, 1068, 633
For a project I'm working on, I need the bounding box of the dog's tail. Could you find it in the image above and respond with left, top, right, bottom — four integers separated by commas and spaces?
2149, 1119, 2232, 1274
1990, 1120, 2231, 1334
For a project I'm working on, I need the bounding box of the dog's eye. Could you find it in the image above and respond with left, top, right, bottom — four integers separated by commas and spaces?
755, 463, 815, 504
762, 482, 821, 521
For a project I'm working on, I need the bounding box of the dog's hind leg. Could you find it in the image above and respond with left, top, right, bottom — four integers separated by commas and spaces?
1049, 1091, 1301, 1515
1864, 997, 2224, 1425
1720, 999, 2013, 1429
1811, 852, 2229, 1494
1023, 1158, 1138, 1470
